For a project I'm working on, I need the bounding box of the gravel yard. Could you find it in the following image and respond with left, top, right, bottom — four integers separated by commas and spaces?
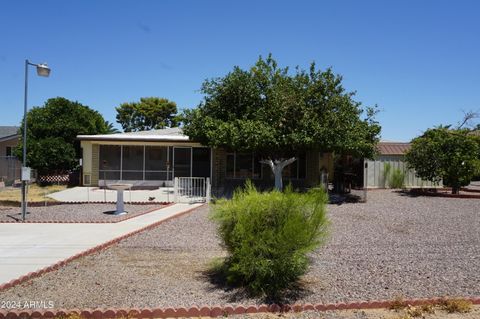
233, 307, 480, 319
0, 190, 479, 309
0, 203, 165, 223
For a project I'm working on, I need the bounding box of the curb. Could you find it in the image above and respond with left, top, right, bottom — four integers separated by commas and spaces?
0, 297, 479, 318
0, 203, 205, 291
0, 203, 174, 224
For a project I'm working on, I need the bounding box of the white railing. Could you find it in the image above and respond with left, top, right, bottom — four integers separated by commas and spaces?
174, 177, 211, 203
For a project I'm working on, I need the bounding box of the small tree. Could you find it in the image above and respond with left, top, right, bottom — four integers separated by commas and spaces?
16, 97, 108, 174
406, 127, 480, 194
183, 55, 381, 190
116, 97, 178, 132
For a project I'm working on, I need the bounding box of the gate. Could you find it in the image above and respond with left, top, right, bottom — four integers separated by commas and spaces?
174, 177, 211, 203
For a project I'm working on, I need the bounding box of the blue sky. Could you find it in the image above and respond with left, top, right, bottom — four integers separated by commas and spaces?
1, 0, 479, 141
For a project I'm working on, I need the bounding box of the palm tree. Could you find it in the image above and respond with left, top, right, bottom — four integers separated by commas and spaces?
105, 121, 121, 134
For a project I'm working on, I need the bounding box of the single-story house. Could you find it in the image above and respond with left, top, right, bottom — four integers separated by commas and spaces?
0, 126, 21, 183
78, 127, 334, 196
364, 141, 441, 188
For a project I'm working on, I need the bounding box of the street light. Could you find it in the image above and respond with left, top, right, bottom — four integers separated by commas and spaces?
22, 59, 51, 221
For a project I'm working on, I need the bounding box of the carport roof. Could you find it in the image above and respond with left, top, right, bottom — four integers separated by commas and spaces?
77, 127, 190, 142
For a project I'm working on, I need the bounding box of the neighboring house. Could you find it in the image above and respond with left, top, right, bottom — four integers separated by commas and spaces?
78, 127, 334, 196
0, 126, 21, 183
364, 141, 441, 188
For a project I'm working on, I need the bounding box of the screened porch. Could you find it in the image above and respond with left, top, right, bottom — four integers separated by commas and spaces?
98, 145, 211, 187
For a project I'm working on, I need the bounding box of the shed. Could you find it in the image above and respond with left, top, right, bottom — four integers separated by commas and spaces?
364, 141, 441, 188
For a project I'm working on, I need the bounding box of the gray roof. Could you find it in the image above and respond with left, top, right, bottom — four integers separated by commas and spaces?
77, 127, 190, 142
0, 126, 19, 140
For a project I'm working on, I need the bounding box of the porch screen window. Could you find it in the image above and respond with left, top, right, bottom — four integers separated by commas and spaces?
99, 145, 121, 180
145, 146, 169, 180
99, 145, 171, 181
122, 146, 144, 180
226, 152, 261, 179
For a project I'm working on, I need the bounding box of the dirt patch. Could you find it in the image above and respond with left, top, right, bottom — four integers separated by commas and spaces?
234, 306, 480, 318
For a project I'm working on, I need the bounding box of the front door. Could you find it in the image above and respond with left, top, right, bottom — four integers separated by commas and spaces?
173, 147, 191, 177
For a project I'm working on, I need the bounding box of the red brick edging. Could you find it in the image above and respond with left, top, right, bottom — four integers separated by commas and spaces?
0, 297, 479, 318
0, 204, 205, 292
410, 188, 480, 199
0, 203, 174, 224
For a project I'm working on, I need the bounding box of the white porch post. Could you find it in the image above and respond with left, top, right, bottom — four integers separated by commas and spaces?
206, 177, 211, 202
174, 177, 179, 203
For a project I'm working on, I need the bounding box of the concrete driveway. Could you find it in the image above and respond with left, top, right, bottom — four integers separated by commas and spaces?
0, 203, 202, 285
47, 186, 175, 203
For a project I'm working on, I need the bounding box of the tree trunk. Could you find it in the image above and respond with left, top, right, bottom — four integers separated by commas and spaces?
452, 186, 460, 195
260, 158, 297, 190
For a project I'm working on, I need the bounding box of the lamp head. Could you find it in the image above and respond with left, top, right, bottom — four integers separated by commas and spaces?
36, 63, 51, 77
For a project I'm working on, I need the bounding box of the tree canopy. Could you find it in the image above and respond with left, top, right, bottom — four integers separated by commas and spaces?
115, 97, 178, 132
16, 97, 108, 174
406, 127, 480, 194
183, 55, 381, 159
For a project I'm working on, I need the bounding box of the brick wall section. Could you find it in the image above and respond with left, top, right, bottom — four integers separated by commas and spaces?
211, 148, 226, 196
91, 144, 99, 186
2, 297, 479, 318
305, 150, 320, 187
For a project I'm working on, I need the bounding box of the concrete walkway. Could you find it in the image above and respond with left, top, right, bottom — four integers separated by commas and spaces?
0, 203, 202, 285
48, 186, 174, 203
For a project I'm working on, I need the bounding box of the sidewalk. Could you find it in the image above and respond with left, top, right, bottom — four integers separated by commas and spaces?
0, 203, 202, 285
47, 186, 174, 203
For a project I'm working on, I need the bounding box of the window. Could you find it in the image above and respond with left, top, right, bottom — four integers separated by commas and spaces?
97, 145, 209, 182
99, 145, 121, 180
122, 146, 144, 180
226, 152, 262, 179
5, 146, 12, 157
145, 146, 170, 180
281, 152, 306, 179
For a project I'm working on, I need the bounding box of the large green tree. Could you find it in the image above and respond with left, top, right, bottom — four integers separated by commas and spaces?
115, 97, 178, 132
16, 97, 108, 174
183, 55, 381, 189
406, 127, 480, 194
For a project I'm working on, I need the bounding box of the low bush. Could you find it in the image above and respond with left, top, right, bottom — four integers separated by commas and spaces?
211, 181, 329, 298
440, 298, 472, 313
384, 163, 405, 189
389, 168, 406, 189
383, 163, 392, 188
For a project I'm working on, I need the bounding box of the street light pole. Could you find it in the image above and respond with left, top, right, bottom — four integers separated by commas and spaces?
21, 60, 29, 221
21, 59, 51, 221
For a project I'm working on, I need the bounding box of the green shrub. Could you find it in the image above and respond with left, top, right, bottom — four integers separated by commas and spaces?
383, 163, 405, 188
383, 163, 392, 188
389, 168, 405, 189
210, 181, 329, 298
